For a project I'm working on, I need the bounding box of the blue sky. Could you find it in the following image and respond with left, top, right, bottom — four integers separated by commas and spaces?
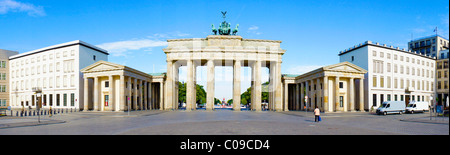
1, 0, 448, 100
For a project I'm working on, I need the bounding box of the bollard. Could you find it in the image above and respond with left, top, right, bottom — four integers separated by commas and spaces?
24, 111, 27, 116
29, 111, 32, 116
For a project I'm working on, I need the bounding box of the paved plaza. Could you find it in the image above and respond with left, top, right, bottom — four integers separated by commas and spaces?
0, 110, 448, 135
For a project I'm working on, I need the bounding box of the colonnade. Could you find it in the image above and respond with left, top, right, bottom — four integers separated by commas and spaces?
286, 76, 364, 112
282, 62, 367, 112
165, 59, 283, 111
82, 62, 165, 112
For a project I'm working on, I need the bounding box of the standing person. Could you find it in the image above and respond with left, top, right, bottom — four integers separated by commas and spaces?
49, 107, 53, 117
314, 106, 320, 122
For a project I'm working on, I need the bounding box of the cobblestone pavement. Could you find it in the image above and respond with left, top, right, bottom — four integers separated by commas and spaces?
0, 110, 448, 135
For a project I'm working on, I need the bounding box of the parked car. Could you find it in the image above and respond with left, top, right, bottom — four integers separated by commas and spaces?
406, 101, 429, 114
376, 101, 406, 115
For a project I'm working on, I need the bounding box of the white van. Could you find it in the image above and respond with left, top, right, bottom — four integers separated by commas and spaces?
376, 101, 406, 115
406, 101, 429, 114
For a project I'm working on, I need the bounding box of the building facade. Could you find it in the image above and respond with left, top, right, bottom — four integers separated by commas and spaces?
0, 49, 19, 108
436, 50, 449, 107
9, 40, 108, 110
80, 61, 165, 112
339, 41, 436, 111
282, 62, 367, 112
408, 35, 449, 58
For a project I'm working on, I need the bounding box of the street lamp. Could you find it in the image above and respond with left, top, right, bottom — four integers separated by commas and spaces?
33, 87, 42, 123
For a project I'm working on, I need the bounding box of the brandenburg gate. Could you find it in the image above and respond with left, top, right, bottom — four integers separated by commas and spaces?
163, 35, 285, 111
162, 12, 286, 111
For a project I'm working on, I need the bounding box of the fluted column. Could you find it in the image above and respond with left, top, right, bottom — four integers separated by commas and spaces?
335, 76, 340, 112
296, 83, 300, 110
323, 76, 330, 112
108, 75, 114, 111
233, 60, 241, 111
134, 78, 138, 110
275, 62, 283, 111
93, 76, 99, 111
128, 76, 132, 111
165, 60, 173, 110
349, 77, 355, 112
186, 60, 194, 111
143, 81, 147, 110
359, 78, 365, 112
253, 60, 262, 111
83, 77, 89, 111
206, 59, 215, 111
120, 75, 125, 111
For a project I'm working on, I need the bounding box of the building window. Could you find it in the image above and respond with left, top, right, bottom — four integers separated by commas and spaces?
380, 76, 384, 88
93, 55, 96, 61
387, 63, 391, 72
49, 94, 53, 106
351, 56, 354, 61
105, 95, 109, 106
0, 61, 6, 68
373, 94, 377, 107
56, 94, 60, 106
105, 81, 109, 88
387, 76, 391, 88
1, 73, 6, 80
373, 76, 377, 87
0, 85, 6, 92
394, 78, 398, 89
64, 94, 67, 106
71, 93, 75, 106
339, 82, 343, 89
339, 96, 344, 107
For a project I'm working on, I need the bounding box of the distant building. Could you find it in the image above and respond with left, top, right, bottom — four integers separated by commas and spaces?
0, 49, 19, 108
9, 40, 108, 110
408, 35, 449, 58
339, 41, 436, 110
436, 50, 449, 107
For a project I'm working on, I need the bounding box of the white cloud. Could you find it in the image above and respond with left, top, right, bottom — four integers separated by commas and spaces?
247, 25, 262, 35
286, 65, 323, 75
96, 39, 168, 56
0, 0, 45, 16
248, 26, 259, 31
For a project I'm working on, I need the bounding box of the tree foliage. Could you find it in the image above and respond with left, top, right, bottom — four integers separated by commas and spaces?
237, 81, 269, 105
178, 81, 270, 106
178, 82, 207, 104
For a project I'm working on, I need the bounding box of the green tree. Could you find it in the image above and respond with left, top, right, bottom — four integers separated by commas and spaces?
238, 81, 270, 105
178, 82, 207, 105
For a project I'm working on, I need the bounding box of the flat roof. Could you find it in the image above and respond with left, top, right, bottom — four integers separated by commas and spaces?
9, 40, 109, 60
338, 41, 435, 60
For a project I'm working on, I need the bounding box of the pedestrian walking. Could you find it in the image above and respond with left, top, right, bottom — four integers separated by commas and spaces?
49, 107, 53, 117
314, 106, 321, 122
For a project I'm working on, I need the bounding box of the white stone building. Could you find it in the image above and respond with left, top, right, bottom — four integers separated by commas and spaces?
339, 41, 436, 111
9, 40, 108, 110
